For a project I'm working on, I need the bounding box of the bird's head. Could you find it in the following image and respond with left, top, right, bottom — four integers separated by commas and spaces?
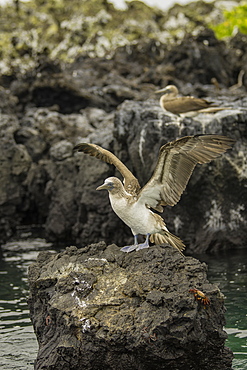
155, 85, 178, 96
96, 177, 123, 195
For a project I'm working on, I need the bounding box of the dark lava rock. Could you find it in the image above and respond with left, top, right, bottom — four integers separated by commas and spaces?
28, 242, 233, 370
68, 99, 246, 253
158, 28, 234, 87
10, 58, 109, 114
110, 100, 247, 253
1, 25, 247, 252
1, 93, 246, 253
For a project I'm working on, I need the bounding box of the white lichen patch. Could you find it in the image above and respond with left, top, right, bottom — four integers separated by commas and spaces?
71, 291, 88, 308
228, 204, 246, 230
80, 318, 91, 333
226, 141, 247, 179
84, 257, 108, 264
139, 124, 147, 166
173, 215, 183, 235
155, 114, 165, 130
204, 201, 246, 232
204, 200, 226, 231
165, 12, 188, 30
42, 251, 131, 326
40, 261, 88, 280
74, 278, 92, 290
95, 271, 128, 301
75, 270, 128, 315
40, 258, 108, 280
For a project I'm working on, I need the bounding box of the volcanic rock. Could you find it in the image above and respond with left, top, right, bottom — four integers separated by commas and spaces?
28, 242, 233, 370
0, 25, 247, 252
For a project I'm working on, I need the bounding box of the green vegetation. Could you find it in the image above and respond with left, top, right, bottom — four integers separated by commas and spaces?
1, 0, 246, 76
0, 0, 162, 74
211, 3, 247, 39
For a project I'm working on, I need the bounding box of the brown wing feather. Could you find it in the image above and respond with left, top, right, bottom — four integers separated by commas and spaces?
139, 134, 235, 207
162, 97, 214, 114
73, 143, 140, 195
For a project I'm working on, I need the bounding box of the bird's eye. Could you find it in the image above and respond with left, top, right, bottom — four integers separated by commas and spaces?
105, 181, 114, 189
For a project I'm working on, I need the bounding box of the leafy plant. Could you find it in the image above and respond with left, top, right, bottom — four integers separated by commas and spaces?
211, 3, 247, 38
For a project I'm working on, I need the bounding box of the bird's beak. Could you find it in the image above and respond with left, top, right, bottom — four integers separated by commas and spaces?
96, 182, 111, 191
155, 87, 169, 94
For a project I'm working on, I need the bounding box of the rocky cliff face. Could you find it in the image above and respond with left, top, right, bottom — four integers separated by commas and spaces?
1, 90, 246, 253
28, 242, 233, 370
111, 100, 247, 253
0, 28, 247, 253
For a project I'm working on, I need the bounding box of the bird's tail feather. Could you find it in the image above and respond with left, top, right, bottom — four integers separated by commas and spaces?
150, 232, 185, 255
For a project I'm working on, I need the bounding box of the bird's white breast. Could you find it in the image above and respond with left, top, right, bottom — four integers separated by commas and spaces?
108, 193, 158, 235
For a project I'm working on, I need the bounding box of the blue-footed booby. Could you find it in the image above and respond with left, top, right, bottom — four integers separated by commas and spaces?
74, 135, 234, 254
155, 85, 227, 116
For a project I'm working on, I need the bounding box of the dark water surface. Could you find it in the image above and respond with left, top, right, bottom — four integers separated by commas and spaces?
0, 239, 54, 370
0, 239, 246, 369
201, 249, 247, 370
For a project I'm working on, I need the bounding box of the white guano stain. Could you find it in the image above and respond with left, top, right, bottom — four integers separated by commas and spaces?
228, 204, 246, 230
204, 200, 225, 231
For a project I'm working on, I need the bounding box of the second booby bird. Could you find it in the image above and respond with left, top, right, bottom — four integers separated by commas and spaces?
155, 85, 227, 116
74, 135, 234, 254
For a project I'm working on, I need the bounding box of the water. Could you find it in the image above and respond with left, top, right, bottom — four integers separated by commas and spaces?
0, 239, 55, 370
201, 249, 247, 369
0, 239, 246, 369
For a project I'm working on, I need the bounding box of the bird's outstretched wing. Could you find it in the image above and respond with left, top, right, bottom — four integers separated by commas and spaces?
138, 134, 235, 208
73, 143, 141, 195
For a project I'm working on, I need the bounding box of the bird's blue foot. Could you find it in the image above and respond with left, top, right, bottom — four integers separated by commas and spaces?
120, 234, 150, 253
135, 241, 150, 251
120, 234, 139, 253
135, 233, 150, 251
120, 245, 138, 253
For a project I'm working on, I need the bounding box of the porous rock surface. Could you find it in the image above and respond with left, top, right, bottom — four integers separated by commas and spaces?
0, 27, 247, 253
28, 242, 233, 370
1, 94, 246, 253
110, 100, 247, 253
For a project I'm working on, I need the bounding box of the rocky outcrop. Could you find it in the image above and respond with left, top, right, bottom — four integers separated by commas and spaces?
0, 26, 247, 252
111, 100, 247, 253
47, 98, 246, 253
28, 242, 233, 370
0, 90, 246, 252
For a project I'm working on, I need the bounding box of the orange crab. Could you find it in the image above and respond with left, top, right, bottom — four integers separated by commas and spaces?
189, 288, 211, 306
141, 327, 157, 344
45, 315, 52, 326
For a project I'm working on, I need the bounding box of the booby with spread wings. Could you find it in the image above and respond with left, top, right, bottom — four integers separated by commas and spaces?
155, 85, 227, 116
74, 135, 234, 254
